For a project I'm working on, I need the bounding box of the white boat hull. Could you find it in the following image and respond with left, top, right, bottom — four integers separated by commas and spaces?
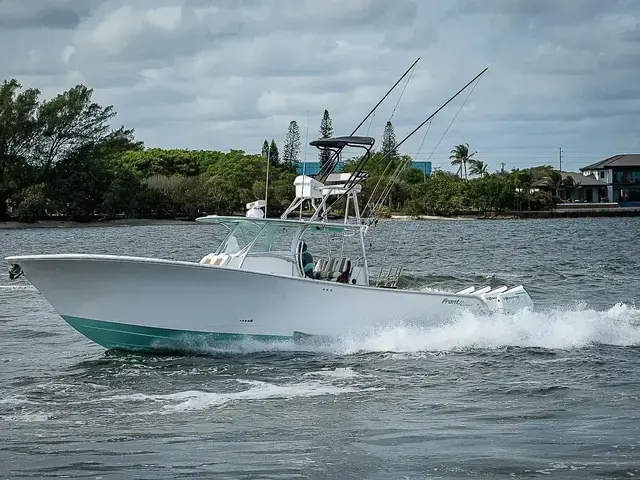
4, 254, 525, 353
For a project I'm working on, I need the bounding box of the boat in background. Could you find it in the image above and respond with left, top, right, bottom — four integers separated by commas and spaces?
5, 62, 533, 354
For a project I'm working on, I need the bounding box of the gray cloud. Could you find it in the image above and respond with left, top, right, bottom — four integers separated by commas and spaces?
458, 0, 626, 26
1, 0, 640, 171
0, 0, 103, 29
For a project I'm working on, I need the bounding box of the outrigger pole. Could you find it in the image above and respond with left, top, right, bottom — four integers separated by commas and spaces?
350, 57, 421, 136
314, 66, 489, 221
344, 66, 489, 193
315, 57, 421, 183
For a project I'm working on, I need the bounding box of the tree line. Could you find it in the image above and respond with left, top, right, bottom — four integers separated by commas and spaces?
418, 142, 582, 216
260, 109, 332, 169
1, 78, 576, 223
0, 79, 302, 222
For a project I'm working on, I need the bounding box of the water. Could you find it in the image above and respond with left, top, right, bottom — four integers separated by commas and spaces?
1, 218, 639, 479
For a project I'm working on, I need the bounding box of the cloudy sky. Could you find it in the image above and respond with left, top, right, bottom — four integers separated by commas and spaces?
2, 0, 640, 172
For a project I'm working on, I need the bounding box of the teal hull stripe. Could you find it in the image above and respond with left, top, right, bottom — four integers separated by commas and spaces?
61, 316, 293, 352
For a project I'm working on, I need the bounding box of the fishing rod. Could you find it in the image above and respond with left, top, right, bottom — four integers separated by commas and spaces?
315, 57, 421, 182
320, 66, 489, 217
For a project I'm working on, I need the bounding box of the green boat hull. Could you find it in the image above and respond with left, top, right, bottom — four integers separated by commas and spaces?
62, 316, 324, 354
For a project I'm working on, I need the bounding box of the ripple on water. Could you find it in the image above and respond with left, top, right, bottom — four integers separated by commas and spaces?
1, 218, 640, 478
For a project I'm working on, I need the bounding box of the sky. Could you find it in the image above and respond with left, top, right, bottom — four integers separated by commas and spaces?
2, 0, 640, 173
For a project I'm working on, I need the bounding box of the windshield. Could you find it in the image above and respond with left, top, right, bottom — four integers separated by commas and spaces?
300, 224, 363, 262
218, 221, 263, 255
250, 224, 302, 254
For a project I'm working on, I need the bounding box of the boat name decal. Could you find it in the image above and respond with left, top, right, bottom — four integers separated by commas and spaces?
442, 298, 465, 305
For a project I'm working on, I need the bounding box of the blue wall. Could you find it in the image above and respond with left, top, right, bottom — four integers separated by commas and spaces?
410, 161, 432, 176
295, 161, 345, 176
296, 161, 432, 176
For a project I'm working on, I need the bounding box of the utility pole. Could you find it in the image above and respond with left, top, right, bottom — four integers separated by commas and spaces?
559, 146, 562, 172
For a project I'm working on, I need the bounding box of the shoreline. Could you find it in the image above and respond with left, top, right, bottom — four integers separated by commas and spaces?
0, 219, 198, 230
392, 207, 640, 221
2, 207, 640, 229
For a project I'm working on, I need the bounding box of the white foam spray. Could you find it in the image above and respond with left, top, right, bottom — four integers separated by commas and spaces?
0, 285, 36, 291
190, 303, 640, 356
337, 303, 640, 354
104, 378, 361, 414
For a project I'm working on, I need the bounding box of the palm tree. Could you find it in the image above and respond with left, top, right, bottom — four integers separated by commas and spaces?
468, 159, 488, 177
449, 143, 477, 180
545, 170, 562, 199
541, 171, 581, 202
514, 169, 533, 210
560, 176, 580, 201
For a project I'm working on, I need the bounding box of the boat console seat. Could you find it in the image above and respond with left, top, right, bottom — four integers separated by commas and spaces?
200, 253, 231, 266
313, 257, 352, 282
313, 258, 328, 277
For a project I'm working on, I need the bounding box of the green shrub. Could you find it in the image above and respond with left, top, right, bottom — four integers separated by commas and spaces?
13, 183, 49, 222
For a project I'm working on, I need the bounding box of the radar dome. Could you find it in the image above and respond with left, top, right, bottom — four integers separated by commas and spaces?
246, 207, 264, 218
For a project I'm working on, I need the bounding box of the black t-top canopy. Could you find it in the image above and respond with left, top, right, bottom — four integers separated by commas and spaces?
309, 136, 375, 149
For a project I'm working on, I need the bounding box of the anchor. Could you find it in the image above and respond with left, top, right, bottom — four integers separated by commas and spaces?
8, 264, 23, 280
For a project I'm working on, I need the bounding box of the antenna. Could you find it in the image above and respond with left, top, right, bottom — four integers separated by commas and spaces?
301, 110, 310, 219
265, 116, 273, 218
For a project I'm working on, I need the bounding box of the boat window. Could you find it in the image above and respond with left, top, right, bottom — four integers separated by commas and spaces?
219, 221, 262, 254
250, 224, 302, 254
300, 225, 363, 263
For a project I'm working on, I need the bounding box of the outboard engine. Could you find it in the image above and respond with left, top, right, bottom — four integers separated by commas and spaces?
494, 285, 534, 314
457, 284, 534, 314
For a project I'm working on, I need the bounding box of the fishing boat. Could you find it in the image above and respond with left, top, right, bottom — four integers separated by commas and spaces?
5, 62, 533, 354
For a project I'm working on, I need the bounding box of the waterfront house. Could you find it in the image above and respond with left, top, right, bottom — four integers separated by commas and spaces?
529, 171, 608, 202
563, 171, 609, 203
580, 154, 640, 205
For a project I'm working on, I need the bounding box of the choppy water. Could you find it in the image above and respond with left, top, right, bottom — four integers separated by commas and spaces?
1, 218, 639, 479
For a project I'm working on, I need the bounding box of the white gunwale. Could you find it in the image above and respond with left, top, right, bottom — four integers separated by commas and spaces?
5, 253, 482, 301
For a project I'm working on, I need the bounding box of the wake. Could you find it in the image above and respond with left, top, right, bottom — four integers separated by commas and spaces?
340, 302, 640, 353
200, 303, 640, 355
